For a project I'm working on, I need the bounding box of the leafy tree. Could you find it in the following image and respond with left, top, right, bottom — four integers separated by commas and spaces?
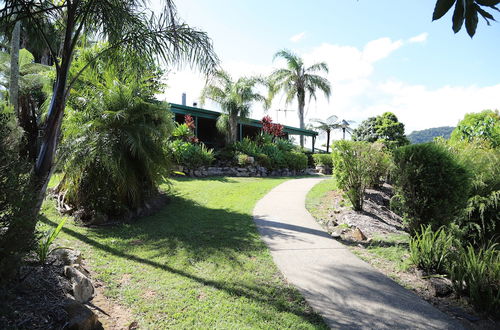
200, 70, 265, 144
407, 126, 455, 144
352, 112, 408, 148
0, 0, 217, 279
309, 115, 338, 152
450, 109, 500, 147
432, 0, 499, 37
270, 49, 331, 147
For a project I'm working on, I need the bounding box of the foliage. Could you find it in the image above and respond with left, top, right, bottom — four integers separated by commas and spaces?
448, 243, 500, 316
352, 112, 409, 149
172, 115, 199, 143
261, 115, 285, 137
445, 139, 500, 246
308, 115, 338, 152
0, 102, 36, 280
37, 219, 67, 264
284, 151, 308, 171
331, 141, 385, 210
169, 140, 215, 169
270, 49, 331, 147
365, 142, 392, 188
200, 70, 265, 143
409, 225, 454, 274
392, 143, 470, 234
450, 109, 500, 148
407, 126, 455, 144
432, 0, 499, 37
312, 153, 333, 168
58, 59, 173, 218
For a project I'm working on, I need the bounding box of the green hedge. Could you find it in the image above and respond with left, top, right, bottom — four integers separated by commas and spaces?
312, 153, 332, 168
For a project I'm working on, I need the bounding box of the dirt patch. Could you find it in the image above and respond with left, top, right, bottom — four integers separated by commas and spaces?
90, 282, 135, 330
311, 183, 499, 329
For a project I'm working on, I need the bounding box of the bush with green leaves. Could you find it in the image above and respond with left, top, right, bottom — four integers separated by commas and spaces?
284, 151, 308, 171
450, 109, 499, 148
409, 225, 454, 275
312, 153, 333, 168
331, 141, 386, 211
392, 143, 470, 234
169, 140, 215, 169
448, 243, 500, 317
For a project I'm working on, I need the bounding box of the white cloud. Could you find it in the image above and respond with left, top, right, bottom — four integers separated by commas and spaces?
290, 31, 306, 43
408, 32, 429, 43
362, 37, 404, 63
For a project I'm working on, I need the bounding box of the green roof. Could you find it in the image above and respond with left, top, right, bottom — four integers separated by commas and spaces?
169, 103, 318, 137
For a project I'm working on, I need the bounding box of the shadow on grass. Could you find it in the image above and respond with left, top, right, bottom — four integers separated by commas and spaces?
339, 238, 409, 249
40, 192, 325, 327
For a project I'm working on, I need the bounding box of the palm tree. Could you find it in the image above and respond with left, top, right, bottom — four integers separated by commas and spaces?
334, 118, 355, 140
309, 115, 338, 152
270, 49, 331, 147
200, 70, 265, 144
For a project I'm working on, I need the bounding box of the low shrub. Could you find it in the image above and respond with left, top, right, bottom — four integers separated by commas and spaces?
331, 141, 385, 211
236, 153, 253, 166
169, 140, 214, 169
285, 151, 308, 171
392, 143, 470, 234
449, 243, 500, 317
365, 142, 392, 188
256, 153, 272, 169
312, 153, 332, 168
409, 225, 454, 275
233, 137, 259, 157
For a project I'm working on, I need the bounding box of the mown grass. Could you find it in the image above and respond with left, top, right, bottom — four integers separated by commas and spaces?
305, 178, 338, 221
40, 177, 327, 329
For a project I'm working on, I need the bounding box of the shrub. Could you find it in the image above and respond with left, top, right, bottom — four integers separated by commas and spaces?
392, 143, 470, 234
449, 243, 500, 317
331, 141, 379, 211
312, 153, 333, 168
233, 137, 259, 157
284, 151, 308, 171
365, 142, 392, 188
236, 153, 253, 166
409, 225, 454, 274
256, 153, 271, 169
169, 140, 215, 169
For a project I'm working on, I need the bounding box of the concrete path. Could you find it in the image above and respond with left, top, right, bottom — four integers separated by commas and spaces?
253, 178, 463, 329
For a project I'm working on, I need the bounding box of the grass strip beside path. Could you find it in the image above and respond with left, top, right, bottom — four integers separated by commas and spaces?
41, 177, 327, 329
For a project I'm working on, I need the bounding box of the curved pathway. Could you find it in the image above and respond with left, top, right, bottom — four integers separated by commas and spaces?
253, 178, 463, 329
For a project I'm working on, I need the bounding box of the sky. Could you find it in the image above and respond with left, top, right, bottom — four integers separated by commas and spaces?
151, 0, 500, 141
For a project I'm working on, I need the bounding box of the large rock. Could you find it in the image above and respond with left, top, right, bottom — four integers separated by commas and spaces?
52, 249, 82, 266
352, 227, 368, 241
429, 277, 453, 297
64, 266, 95, 303
63, 299, 103, 330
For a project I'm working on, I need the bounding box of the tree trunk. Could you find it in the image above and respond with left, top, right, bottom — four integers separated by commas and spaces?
298, 92, 305, 148
342, 128, 346, 140
229, 115, 238, 144
9, 21, 21, 116
326, 130, 330, 153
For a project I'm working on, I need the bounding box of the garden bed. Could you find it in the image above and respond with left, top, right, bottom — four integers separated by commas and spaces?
306, 179, 499, 329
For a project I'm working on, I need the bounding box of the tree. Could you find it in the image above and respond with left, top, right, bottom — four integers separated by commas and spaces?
432, 0, 499, 37
200, 70, 265, 144
352, 112, 408, 148
0, 0, 218, 278
309, 115, 338, 152
270, 49, 331, 148
333, 118, 355, 140
450, 109, 500, 147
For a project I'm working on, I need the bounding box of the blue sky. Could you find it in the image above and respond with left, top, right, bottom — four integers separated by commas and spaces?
152, 0, 500, 139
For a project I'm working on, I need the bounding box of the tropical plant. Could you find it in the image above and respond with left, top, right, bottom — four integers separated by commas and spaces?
333, 118, 355, 140
432, 0, 499, 37
169, 140, 215, 169
392, 143, 470, 234
200, 70, 265, 144
37, 219, 67, 264
409, 225, 454, 274
309, 115, 338, 152
261, 115, 285, 138
450, 109, 499, 148
0, 0, 218, 276
448, 243, 500, 316
270, 49, 331, 147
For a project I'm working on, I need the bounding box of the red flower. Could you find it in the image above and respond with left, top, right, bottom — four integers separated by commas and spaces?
261, 116, 285, 137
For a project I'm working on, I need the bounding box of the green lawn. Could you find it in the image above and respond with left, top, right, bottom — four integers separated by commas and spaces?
41, 177, 327, 329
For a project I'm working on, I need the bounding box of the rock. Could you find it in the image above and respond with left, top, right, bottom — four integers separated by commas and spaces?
63, 299, 103, 330
352, 227, 367, 241
52, 249, 82, 266
331, 232, 341, 238
64, 266, 95, 303
247, 156, 255, 165
429, 277, 453, 297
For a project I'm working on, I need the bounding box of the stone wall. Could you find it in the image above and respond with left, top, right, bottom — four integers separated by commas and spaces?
174, 165, 317, 177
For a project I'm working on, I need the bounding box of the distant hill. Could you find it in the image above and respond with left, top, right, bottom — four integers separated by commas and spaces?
408, 126, 455, 144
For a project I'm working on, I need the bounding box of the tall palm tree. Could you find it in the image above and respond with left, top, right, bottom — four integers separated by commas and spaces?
270, 49, 331, 147
309, 115, 338, 152
200, 70, 265, 144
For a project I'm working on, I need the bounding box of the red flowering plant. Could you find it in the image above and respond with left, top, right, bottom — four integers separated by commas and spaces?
172, 114, 198, 143
261, 115, 285, 138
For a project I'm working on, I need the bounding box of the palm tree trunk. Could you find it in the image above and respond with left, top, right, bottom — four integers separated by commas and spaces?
326, 130, 330, 153
342, 128, 346, 140
229, 115, 238, 144
9, 21, 21, 116
298, 93, 305, 148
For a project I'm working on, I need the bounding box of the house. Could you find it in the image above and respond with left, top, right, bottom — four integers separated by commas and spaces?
169, 102, 318, 151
